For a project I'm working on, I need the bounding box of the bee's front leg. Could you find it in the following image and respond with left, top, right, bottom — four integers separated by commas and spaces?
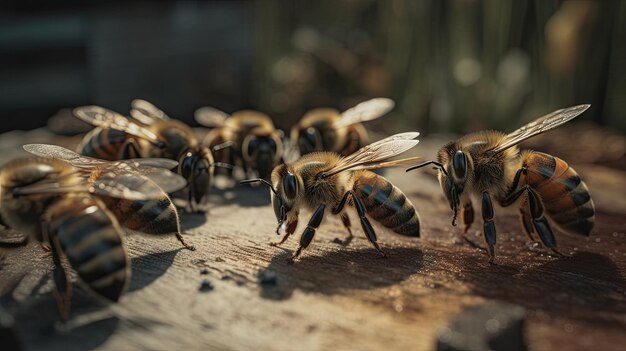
272, 211, 299, 246
461, 201, 474, 234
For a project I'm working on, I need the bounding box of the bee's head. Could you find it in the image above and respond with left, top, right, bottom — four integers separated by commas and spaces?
240, 164, 298, 225
271, 165, 299, 224
178, 146, 214, 207
242, 129, 284, 181
437, 147, 473, 226
296, 127, 321, 156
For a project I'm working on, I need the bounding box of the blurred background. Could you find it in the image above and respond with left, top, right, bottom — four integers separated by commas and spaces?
1, 0, 625, 138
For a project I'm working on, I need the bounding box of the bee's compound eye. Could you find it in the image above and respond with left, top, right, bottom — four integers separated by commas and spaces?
179, 152, 195, 179
244, 137, 260, 159
453, 150, 467, 179
282, 172, 297, 199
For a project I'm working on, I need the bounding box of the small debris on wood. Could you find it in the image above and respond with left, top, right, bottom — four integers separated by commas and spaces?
258, 269, 277, 286
437, 301, 527, 351
200, 269, 209, 275
199, 280, 214, 293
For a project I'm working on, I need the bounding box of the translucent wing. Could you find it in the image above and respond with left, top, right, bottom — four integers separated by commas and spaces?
333, 98, 395, 129
73, 105, 161, 145
194, 106, 230, 127
23, 144, 186, 194
130, 99, 171, 125
489, 104, 590, 154
91, 171, 173, 200
348, 156, 423, 171
319, 132, 420, 178
23, 144, 176, 169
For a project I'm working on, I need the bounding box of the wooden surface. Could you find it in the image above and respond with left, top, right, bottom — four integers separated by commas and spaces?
1, 131, 626, 351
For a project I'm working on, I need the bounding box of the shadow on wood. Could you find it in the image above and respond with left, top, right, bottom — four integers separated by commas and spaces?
453, 251, 626, 319
260, 246, 423, 300
128, 249, 181, 293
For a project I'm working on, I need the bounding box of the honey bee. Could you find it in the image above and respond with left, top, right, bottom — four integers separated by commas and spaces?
242, 133, 422, 261
406, 105, 594, 263
289, 98, 395, 157
195, 107, 284, 181
22, 143, 195, 250
0, 148, 192, 319
74, 99, 230, 212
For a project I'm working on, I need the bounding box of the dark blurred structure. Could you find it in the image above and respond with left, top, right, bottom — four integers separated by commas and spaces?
1, 0, 625, 134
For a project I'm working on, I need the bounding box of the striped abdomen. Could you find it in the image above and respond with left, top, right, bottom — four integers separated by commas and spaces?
99, 195, 181, 236
47, 197, 129, 301
77, 127, 138, 161
353, 171, 420, 237
522, 151, 595, 235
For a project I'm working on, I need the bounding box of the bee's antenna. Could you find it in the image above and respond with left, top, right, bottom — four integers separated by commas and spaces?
406, 161, 448, 177
240, 178, 277, 195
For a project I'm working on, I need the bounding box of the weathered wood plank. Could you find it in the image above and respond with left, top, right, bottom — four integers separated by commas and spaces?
1, 131, 625, 351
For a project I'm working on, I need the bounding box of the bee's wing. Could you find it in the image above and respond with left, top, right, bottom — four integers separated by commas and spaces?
489, 104, 590, 154
130, 99, 171, 125
332, 98, 395, 129
348, 156, 423, 171
92, 171, 174, 200
73, 105, 161, 145
23, 144, 108, 167
23, 144, 186, 194
319, 132, 419, 178
194, 106, 230, 127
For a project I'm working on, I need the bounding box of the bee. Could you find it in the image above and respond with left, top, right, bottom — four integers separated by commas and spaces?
289, 98, 395, 157
74, 99, 230, 212
0, 148, 191, 319
242, 133, 422, 261
22, 143, 195, 250
195, 107, 284, 181
406, 105, 594, 263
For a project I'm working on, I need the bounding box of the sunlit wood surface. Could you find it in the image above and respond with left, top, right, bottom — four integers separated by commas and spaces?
1, 130, 625, 351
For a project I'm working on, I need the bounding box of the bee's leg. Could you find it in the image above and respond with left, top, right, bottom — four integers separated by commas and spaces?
339, 213, 354, 245
525, 187, 564, 256
289, 204, 326, 262
503, 185, 564, 257
331, 191, 353, 245
481, 192, 497, 263
43, 223, 72, 321
519, 203, 537, 242
461, 201, 474, 234
350, 192, 386, 258
271, 218, 298, 246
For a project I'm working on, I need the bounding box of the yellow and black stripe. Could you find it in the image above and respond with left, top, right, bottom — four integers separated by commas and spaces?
49, 198, 129, 301
353, 171, 420, 237
99, 196, 180, 236
522, 151, 595, 235
78, 127, 133, 161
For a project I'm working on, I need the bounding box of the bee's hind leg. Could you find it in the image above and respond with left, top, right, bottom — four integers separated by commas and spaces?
350, 192, 386, 258
289, 204, 325, 263
503, 185, 567, 258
